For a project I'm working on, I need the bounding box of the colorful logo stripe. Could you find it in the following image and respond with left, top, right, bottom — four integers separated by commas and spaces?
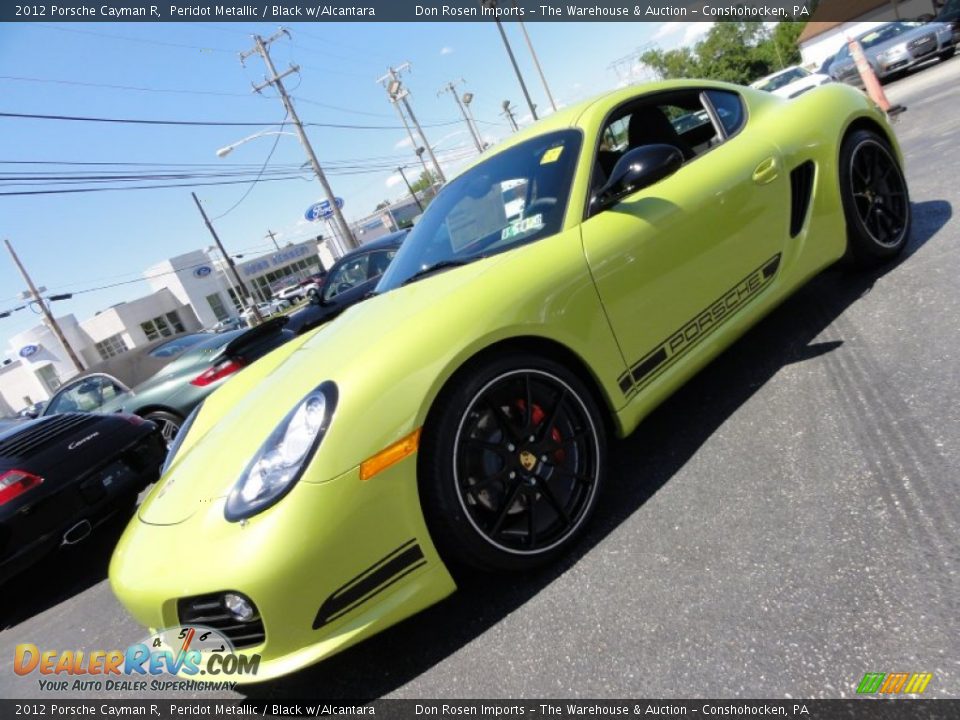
857, 672, 932, 694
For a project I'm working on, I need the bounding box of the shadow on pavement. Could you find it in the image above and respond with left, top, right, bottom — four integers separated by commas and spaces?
0, 506, 135, 631
242, 199, 951, 700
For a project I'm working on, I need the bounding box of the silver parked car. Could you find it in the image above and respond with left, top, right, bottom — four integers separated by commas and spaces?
829, 21, 955, 85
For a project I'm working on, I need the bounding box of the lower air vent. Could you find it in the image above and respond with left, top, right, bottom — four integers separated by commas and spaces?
177, 592, 265, 650
789, 160, 815, 238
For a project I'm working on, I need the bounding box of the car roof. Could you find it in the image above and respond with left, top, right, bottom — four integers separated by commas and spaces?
339, 229, 408, 260
69, 332, 209, 387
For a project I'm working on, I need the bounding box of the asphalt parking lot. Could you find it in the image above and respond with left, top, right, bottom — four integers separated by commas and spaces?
1, 57, 958, 701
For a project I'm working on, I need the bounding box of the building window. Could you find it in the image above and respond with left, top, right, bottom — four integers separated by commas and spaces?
95, 334, 129, 361
35, 364, 61, 394
206, 293, 229, 321
141, 310, 184, 341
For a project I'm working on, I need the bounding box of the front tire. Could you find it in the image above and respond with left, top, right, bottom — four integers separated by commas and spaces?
839, 129, 911, 267
419, 353, 607, 572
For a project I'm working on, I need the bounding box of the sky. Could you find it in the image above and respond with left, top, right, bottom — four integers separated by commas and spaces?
0, 20, 711, 352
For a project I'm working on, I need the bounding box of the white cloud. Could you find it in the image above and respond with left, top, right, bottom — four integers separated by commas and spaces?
440, 46, 454, 55
394, 135, 414, 150
651, 21, 714, 48
683, 22, 714, 45
385, 173, 404, 188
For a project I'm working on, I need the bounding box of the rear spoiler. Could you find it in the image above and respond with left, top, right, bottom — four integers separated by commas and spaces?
220, 316, 290, 359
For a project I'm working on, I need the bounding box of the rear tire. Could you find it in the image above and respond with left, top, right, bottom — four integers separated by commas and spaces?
419, 352, 607, 573
839, 129, 911, 267
142, 410, 183, 448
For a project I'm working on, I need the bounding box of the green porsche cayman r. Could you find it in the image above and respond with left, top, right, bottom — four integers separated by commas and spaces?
110, 79, 910, 680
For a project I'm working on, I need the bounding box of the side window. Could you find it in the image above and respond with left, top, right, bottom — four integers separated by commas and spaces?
705, 90, 746, 138
367, 250, 396, 279
324, 254, 370, 301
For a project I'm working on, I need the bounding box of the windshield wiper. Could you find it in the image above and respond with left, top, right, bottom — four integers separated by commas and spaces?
401, 259, 472, 286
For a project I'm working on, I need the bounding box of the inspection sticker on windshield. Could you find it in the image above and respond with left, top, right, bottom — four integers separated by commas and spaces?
501, 213, 544, 241
540, 146, 564, 164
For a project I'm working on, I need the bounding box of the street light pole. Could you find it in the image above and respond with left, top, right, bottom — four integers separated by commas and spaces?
512, 2, 558, 113
439, 80, 484, 153
461, 91, 486, 151
482, 0, 538, 121
502, 100, 519, 132
191, 192, 264, 324
241, 30, 358, 250
4, 238, 84, 374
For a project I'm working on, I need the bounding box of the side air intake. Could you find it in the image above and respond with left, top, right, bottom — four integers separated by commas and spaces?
789, 161, 815, 238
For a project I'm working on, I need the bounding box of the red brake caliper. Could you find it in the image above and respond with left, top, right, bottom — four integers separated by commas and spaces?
518, 401, 565, 463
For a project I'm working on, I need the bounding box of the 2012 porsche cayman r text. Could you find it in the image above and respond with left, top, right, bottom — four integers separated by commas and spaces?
109, 79, 911, 680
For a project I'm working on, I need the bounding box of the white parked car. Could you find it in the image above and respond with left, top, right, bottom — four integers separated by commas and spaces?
750, 65, 831, 99
240, 302, 274, 324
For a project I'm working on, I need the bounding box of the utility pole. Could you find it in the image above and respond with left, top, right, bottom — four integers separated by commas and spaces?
511, 2, 558, 113
378, 64, 446, 184
4, 238, 84, 373
241, 29, 358, 250
481, 0, 538, 121
439, 80, 484, 154
502, 100, 519, 132
397, 166, 424, 212
191, 192, 264, 324
265, 229, 280, 251
388, 88, 432, 179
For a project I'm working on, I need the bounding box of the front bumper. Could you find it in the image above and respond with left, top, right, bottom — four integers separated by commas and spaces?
108, 453, 456, 682
877, 37, 954, 76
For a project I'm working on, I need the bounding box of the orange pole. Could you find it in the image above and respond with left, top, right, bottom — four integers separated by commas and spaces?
848, 36, 905, 117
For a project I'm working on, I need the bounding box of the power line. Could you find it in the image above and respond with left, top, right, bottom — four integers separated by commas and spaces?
0, 74, 253, 98
33, 24, 236, 53
0, 110, 463, 131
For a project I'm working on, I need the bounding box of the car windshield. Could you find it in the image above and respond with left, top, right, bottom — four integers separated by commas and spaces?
754, 67, 810, 92
859, 22, 919, 49
148, 334, 207, 358
46, 375, 130, 415
376, 129, 582, 291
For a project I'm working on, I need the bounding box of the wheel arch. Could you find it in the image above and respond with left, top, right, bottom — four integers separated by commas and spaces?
419, 335, 622, 443
133, 405, 183, 421
841, 114, 902, 164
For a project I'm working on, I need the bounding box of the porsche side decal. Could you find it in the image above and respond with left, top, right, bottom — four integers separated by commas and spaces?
619, 253, 782, 399
313, 539, 427, 629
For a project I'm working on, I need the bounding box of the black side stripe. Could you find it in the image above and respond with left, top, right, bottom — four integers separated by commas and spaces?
619, 252, 782, 399
313, 539, 427, 629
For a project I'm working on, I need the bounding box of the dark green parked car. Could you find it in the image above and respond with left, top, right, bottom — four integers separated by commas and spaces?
41, 318, 293, 444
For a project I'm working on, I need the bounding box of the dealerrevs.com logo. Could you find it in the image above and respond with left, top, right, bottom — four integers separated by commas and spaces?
14, 626, 260, 692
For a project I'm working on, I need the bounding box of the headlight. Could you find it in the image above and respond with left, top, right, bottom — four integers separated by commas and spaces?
224, 382, 338, 521
160, 402, 202, 476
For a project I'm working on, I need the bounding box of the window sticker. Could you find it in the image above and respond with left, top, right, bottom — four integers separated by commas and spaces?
500, 213, 545, 241
540, 146, 564, 165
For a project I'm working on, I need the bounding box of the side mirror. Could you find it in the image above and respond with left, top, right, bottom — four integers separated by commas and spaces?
307, 287, 322, 305
593, 144, 684, 212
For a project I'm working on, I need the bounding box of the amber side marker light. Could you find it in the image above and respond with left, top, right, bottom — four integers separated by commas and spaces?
360, 428, 422, 481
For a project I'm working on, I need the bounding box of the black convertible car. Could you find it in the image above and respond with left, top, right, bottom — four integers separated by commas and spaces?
284, 230, 406, 335
0, 412, 165, 584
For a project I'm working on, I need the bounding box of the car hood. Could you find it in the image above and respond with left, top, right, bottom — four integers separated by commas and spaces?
137, 254, 509, 526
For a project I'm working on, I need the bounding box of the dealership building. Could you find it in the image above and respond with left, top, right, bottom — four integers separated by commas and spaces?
0, 238, 327, 412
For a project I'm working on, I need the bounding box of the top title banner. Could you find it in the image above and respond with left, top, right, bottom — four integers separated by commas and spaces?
4, 0, 878, 23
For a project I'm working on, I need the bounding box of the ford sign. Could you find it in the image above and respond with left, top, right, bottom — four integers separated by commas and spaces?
305, 197, 344, 222
19, 344, 39, 358
193, 265, 213, 278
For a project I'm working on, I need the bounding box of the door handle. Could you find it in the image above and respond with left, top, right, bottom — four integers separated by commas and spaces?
752, 157, 779, 185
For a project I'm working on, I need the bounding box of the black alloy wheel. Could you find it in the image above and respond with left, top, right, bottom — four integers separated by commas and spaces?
840, 129, 911, 266
420, 354, 606, 572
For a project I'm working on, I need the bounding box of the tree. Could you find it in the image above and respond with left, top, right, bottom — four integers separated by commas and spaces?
410, 170, 440, 195
375, 199, 391, 210
641, 21, 808, 85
